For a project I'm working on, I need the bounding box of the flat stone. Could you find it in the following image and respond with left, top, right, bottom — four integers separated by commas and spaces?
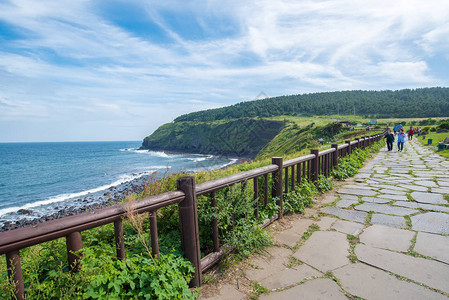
321, 193, 337, 204
334, 263, 447, 300
380, 194, 409, 201
313, 216, 337, 231
275, 219, 314, 247
411, 192, 446, 204
322, 206, 367, 223
355, 244, 449, 294
394, 201, 449, 213
293, 231, 349, 272
370, 213, 407, 228
199, 284, 245, 300
339, 194, 359, 201
361, 197, 391, 204
260, 278, 347, 300
374, 184, 408, 191
431, 188, 449, 195
336, 199, 358, 208
246, 246, 291, 282
355, 203, 419, 216
331, 220, 365, 235
344, 184, 374, 189
359, 224, 414, 252
379, 189, 407, 195
411, 212, 449, 234
338, 188, 377, 196
414, 180, 438, 187
414, 232, 449, 265
259, 264, 321, 290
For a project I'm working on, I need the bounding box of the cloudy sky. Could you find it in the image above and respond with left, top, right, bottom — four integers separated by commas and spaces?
1, 0, 448, 142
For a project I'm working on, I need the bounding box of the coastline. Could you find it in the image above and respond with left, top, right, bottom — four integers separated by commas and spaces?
0, 155, 248, 232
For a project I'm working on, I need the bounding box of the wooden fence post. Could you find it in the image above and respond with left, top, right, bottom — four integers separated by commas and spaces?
331, 144, 338, 169
66, 231, 83, 272
177, 176, 202, 287
6, 250, 24, 300
311, 149, 319, 182
272, 157, 283, 218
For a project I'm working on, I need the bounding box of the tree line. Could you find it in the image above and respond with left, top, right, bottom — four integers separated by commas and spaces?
174, 87, 449, 122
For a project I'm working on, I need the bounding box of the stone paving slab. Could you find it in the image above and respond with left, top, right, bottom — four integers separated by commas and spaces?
393, 201, 449, 213
331, 219, 365, 235
260, 278, 347, 300
293, 231, 349, 272
411, 212, 449, 234
338, 188, 378, 196
313, 216, 337, 231
411, 192, 447, 204
339, 194, 359, 201
259, 264, 321, 290
379, 189, 407, 195
431, 187, 449, 195
370, 214, 407, 228
374, 184, 408, 191
359, 224, 414, 252
355, 203, 419, 216
414, 180, 438, 187
322, 206, 367, 223
333, 263, 447, 300
246, 246, 291, 282
336, 199, 358, 208
414, 232, 449, 265
380, 194, 409, 201
274, 219, 315, 247
355, 244, 449, 294
198, 284, 244, 300
360, 197, 391, 204
398, 184, 428, 192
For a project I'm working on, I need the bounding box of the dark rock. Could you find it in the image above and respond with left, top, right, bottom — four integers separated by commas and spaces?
17, 209, 34, 215
436, 128, 449, 133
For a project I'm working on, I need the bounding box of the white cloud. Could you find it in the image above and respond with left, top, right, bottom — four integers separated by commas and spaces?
0, 0, 448, 141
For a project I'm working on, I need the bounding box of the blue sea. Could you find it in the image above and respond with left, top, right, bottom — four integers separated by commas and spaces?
0, 141, 236, 225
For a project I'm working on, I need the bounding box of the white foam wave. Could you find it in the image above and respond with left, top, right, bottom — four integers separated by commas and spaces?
0, 171, 158, 217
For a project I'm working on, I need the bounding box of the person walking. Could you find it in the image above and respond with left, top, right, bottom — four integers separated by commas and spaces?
385, 129, 394, 151
408, 126, 414, 140
398, 128, 406, 152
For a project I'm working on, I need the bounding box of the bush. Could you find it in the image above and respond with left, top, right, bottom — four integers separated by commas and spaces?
430, 127, 437, 132
438, 123, 449, 130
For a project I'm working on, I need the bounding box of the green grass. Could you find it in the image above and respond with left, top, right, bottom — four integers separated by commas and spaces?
417, 131, 449, 158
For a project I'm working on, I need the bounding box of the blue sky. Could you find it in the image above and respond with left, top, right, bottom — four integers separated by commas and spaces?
0, 0, 448, 142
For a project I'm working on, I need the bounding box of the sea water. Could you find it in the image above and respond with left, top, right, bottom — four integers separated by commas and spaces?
0, 141, 236, 224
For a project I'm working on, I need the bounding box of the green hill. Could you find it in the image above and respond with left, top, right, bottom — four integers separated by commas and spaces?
174, 87, 449, 122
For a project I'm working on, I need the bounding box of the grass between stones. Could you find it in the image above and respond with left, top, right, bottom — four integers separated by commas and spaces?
406, 193, 414, 201
249, 282, 270, 299
287, 255, 304, 268
389, 271, 449, 297
347, 234, 360, 263
404, 215, 412, 229
365, 211, 374, 224
293, 224, 320, 250
407, 232, 434, 260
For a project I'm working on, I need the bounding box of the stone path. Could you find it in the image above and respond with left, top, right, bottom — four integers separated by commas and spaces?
200, 140, 449, 299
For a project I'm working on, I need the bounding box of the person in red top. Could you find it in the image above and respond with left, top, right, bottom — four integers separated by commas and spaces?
408, 126, 414, 140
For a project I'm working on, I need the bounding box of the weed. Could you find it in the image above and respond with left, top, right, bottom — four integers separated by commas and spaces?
250, 282, 270, 300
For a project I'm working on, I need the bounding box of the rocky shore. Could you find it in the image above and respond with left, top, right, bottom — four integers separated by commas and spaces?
0, 175, 152, 232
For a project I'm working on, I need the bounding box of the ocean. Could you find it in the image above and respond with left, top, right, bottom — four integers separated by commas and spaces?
0, 141, 236, 226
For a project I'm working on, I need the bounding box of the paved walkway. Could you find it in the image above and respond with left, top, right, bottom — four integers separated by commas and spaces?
200, 139, 449, 299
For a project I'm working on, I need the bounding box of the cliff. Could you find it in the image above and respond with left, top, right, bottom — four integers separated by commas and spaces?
140, 118, 285, 158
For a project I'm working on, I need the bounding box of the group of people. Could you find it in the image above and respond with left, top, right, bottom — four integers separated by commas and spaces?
384, 125, 418, 152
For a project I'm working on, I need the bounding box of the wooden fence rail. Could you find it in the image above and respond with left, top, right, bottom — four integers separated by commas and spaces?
0, 133, 384, 299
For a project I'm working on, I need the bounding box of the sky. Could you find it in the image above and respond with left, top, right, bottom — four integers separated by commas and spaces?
0, 0, 448, 142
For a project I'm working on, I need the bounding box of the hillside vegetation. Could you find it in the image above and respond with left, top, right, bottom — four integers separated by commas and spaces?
175, 87, 449, 122
141, 118, 285, 157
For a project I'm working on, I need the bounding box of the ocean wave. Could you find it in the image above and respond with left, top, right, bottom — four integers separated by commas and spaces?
0, 171, 158, 217
187, 155, 214, 162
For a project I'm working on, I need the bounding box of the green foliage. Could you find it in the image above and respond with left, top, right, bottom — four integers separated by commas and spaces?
141, 118, 285, 157
283, 180, 317, 214
83, 252, 195, 300
316, 175, 333, 193
175, 88, 449, 122
331, 140, 385, 180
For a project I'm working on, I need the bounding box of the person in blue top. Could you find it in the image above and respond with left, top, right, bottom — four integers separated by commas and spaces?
397, 128, 406, 152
